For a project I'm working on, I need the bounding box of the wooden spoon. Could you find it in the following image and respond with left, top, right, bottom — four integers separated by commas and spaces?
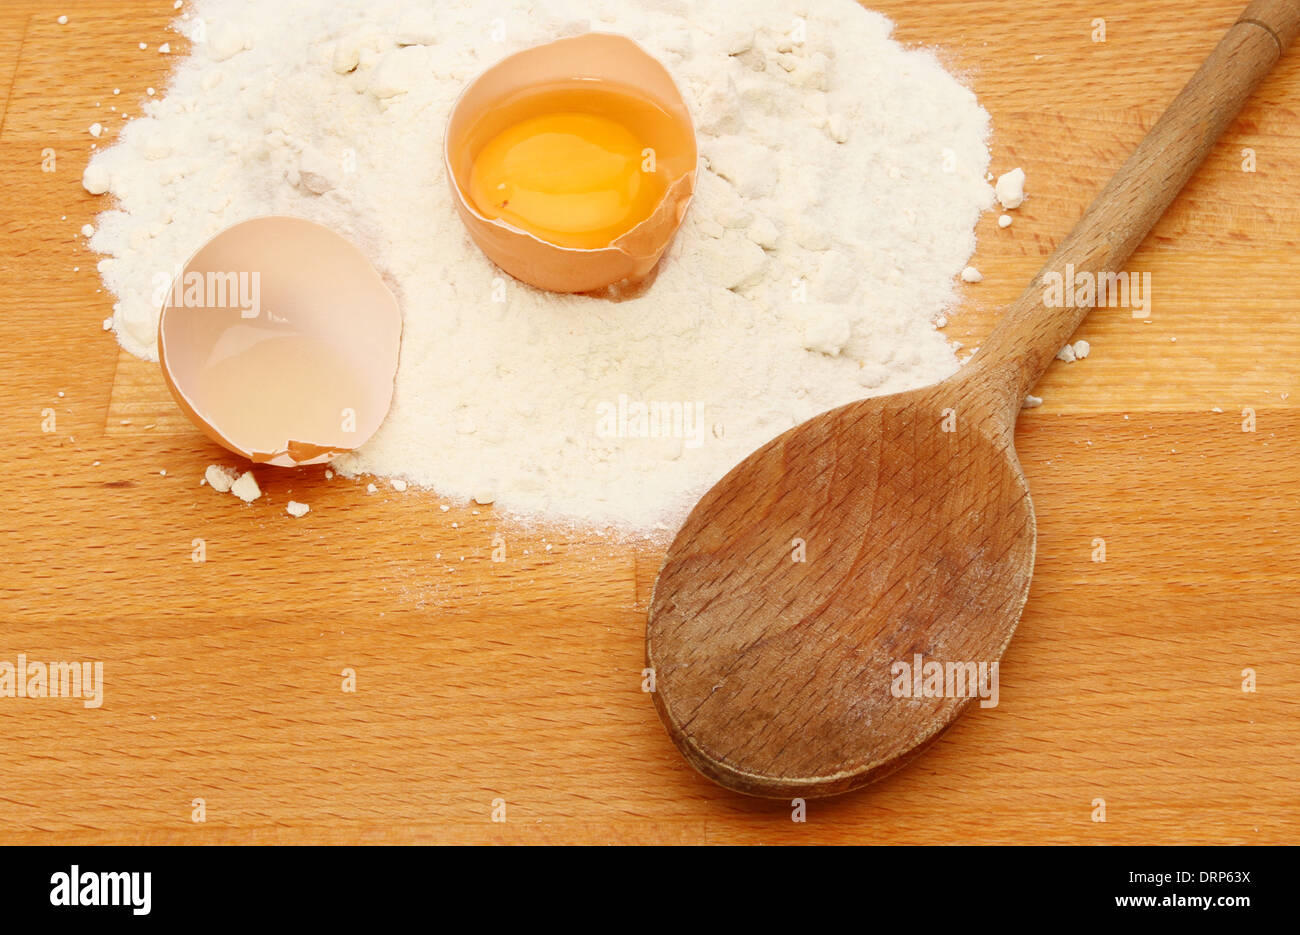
647, 0, 1300, 799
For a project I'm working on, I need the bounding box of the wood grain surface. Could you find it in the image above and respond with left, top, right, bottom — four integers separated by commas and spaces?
1, 0, 1297, 844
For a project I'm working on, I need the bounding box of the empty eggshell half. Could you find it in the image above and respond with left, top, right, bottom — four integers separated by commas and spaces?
158, 216, 402, 466
445, 32, 698, 294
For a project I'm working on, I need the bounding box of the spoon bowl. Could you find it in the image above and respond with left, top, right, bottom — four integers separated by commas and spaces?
648, 376, 1034, 797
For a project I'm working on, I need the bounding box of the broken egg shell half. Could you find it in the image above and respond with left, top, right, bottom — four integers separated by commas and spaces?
445, 32, 698, 295
158, 216, 402, 467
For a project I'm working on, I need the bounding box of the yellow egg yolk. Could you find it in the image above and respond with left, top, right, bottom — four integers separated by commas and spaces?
468, 111, 664, 250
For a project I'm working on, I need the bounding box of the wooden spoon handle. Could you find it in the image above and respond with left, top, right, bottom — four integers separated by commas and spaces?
969, 0, 1300, 418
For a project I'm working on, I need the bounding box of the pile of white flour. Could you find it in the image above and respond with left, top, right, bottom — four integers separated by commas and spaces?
85, 0, 994, 533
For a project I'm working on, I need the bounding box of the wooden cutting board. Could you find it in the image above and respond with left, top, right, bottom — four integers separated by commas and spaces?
0, 0, 1296, 844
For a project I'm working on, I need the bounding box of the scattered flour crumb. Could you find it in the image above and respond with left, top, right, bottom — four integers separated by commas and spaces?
1056, 343, 1076, 363
391, 479, 408, 492
746, 216, 779, 249
1022, 395, 1043, 409
286, 500, 311, 518
230, 471, 261, 502
332, 41, 361, 74
799, 306, 851, 356
995, 168, 1026, 209
203, 464, 239, 493
208, 23, 250, 61
89, 123, 103, 138
1073, 339, 1090, 359
82, 164, 110, 195
826, 113, 849, 143
366, 482, 378, 494
998, 214, 1013, 228
960, 266, 983, 283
